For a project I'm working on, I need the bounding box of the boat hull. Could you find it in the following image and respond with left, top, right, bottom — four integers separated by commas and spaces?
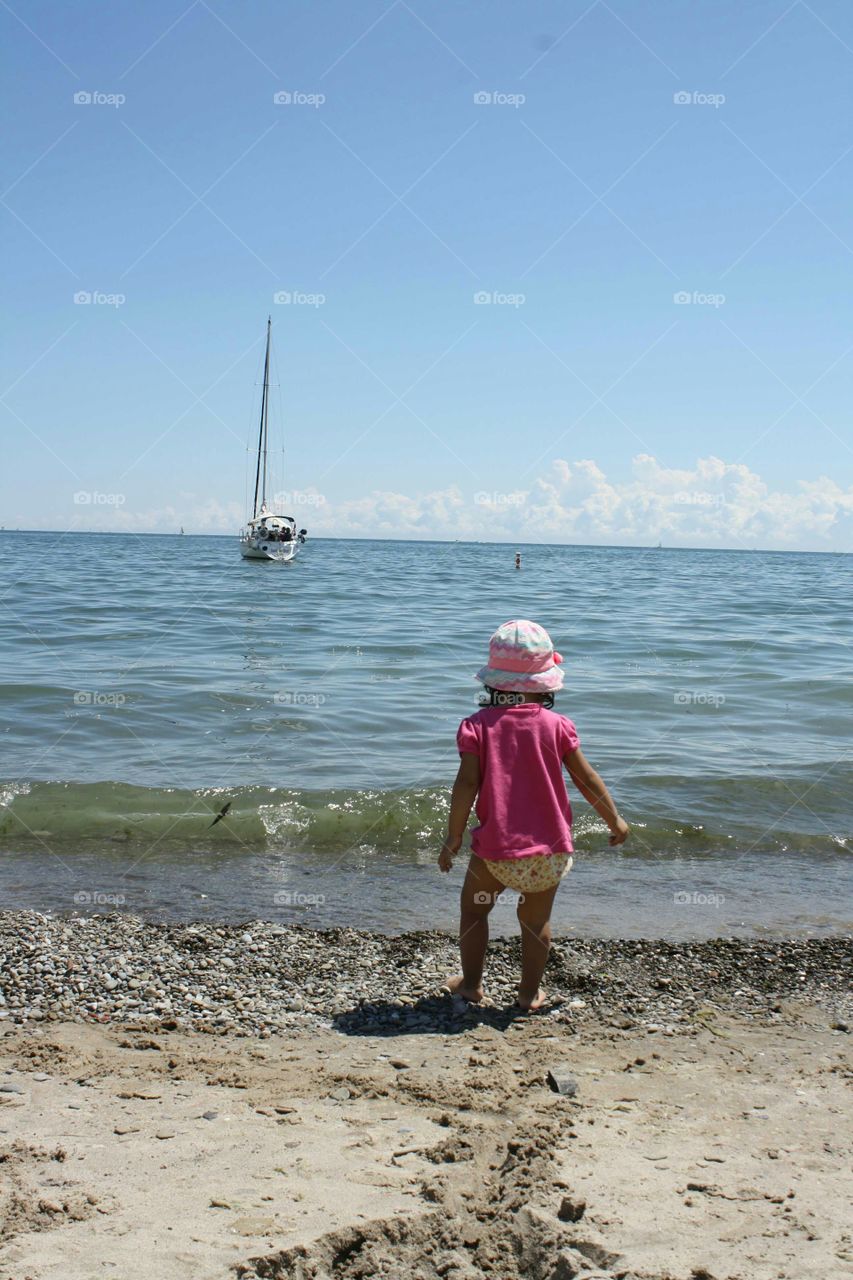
240, 538, 299, 562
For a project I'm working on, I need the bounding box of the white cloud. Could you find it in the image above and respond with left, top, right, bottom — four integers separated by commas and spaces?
69, 498, 244, 535
61, 456, 853, 550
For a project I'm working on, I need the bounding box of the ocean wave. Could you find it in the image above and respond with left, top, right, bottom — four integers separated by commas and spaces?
0, 779, 849, 858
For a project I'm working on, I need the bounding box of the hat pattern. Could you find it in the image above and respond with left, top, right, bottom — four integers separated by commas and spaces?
476, 619, 564, 693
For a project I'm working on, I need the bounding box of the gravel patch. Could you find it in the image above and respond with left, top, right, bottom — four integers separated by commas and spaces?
1, 912, 850, 1039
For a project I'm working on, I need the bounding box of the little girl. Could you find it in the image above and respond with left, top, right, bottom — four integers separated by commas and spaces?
439, 619, 629, 1011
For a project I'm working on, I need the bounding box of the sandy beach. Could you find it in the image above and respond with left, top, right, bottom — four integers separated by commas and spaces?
1, 914, 851, 1279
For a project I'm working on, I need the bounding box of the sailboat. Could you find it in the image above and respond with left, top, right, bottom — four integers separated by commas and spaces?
239, 317, 307, 563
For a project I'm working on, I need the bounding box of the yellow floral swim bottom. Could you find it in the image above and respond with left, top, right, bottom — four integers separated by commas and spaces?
482, 853, 573, 893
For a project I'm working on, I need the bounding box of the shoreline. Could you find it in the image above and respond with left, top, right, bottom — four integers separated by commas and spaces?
1, 851, 850, 942
2, 911, 850, 1038
1, 912, 851, 1279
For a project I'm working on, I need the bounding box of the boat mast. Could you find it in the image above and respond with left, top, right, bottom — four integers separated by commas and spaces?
251, 317, 272, 518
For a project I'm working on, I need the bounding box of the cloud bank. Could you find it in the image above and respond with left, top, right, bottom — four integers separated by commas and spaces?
67, 455, 853, 550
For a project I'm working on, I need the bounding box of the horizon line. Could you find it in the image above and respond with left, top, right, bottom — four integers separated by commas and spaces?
0, 529, 849, 556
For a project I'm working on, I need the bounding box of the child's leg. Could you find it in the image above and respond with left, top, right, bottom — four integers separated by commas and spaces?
516, 884, 560, 1009
444, 856, 505, 1002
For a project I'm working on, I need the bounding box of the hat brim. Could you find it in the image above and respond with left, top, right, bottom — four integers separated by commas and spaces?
475, 664, 564, 693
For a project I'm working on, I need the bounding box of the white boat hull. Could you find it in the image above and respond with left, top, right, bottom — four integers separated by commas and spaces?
240, 537, 299, 562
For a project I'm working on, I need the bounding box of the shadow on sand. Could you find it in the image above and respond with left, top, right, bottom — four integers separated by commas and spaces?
331, 991, 566, 1037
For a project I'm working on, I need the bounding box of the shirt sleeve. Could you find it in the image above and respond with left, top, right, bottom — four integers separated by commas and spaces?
560, 716, 580, 756
456, 717, 480, 756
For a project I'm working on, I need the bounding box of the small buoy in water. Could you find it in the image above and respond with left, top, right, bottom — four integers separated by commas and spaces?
515, 551, 521, 570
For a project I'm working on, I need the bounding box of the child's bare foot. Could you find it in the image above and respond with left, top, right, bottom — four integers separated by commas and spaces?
443, 975, 484, 1004
516, 987, 548, 1011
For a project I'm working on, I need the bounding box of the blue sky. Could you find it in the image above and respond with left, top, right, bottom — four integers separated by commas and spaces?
2, 0, 853, 547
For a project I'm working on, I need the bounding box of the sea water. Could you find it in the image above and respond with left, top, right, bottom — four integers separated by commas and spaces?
0, 531, 850, 937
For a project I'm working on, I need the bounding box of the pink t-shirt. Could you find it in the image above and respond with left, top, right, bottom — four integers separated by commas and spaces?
456, 704, 580, 860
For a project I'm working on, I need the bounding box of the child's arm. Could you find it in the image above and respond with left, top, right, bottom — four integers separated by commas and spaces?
438, 752, 480, 871
565, 748, 629, 846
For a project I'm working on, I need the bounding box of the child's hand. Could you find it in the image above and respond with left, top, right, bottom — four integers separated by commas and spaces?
608, 816, 630, 846
438, 835, 462, 872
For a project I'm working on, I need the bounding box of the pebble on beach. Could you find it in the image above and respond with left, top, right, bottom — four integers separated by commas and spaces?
0, 912, 850, 1039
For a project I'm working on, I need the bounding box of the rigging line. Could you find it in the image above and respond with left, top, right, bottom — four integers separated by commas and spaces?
268, 327, 287, 503
244, 332, 266, 523
252, 316, 271, 517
